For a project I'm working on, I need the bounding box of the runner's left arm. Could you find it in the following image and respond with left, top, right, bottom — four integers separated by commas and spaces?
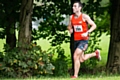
83, 14, 96, 34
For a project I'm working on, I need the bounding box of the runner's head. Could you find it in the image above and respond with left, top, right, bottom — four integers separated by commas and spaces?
72, 1, 82, 13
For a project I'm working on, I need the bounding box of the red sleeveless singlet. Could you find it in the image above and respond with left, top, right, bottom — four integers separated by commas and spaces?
71, 14, 89, 41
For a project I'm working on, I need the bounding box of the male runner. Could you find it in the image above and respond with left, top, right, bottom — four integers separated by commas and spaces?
67, 1, 101, 78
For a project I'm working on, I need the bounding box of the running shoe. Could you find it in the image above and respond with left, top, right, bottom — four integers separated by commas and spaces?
71, 76, 77, 79
95, 49, 101, 61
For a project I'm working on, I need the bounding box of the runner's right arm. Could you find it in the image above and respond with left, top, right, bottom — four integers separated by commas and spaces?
67, 15, 73, 34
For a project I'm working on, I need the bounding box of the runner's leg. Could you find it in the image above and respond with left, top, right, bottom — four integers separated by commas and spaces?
73, 48, 83, 77
80, 50, 101, 62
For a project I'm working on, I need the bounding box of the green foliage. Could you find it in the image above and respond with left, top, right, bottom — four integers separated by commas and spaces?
0, 43, 55, 78
32, 0, 70, 46
95, 11, 110, 35
0, 0, 20, 39
48, 46, 69, 76
0, 0, 111, 77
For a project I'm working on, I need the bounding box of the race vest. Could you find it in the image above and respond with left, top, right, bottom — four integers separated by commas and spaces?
71, 14, 89, 40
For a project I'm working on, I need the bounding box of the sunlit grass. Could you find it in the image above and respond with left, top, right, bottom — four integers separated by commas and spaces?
1, 75, 120, 80
0, 39, 5, 51
97, 33, 110, 66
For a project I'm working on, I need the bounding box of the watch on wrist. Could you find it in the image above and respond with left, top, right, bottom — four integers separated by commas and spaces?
88, 31, 90, 34
87, 31, 90, 35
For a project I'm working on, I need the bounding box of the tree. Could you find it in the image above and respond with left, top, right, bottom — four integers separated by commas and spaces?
106, 0, 120, 73
32, 0, 71, 45
0, 0, 20, 50
18, 0, 33, 50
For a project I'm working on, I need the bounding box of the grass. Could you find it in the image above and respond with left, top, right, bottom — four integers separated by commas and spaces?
96, 33, 110, 66
40, 76, 120, 80
0, 39, 5, 51
33, 75, 120, 80
1, 75, 120, 80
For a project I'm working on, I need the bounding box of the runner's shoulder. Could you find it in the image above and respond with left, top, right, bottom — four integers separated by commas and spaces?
82, 13, 90, 20
70, 14, 74, 20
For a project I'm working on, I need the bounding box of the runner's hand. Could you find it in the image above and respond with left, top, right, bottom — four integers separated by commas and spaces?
81, 32, 88, 37
69, 29, 73, 34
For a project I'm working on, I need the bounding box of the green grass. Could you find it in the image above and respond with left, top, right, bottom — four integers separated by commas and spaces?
0, 39, 5, 52
97, 34, 110, 66
1, 75, 120, 80
32, 75, 120, 80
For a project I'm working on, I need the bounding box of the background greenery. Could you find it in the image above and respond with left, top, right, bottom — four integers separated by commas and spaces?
0, 0, 115, 79
0, 33, 110, 66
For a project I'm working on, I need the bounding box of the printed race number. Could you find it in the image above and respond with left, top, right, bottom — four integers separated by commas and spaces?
74, 25, 83, 32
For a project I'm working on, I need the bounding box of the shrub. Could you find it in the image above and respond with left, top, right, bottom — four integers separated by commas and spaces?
0, 43, 55, 78
48, 46, 69, 76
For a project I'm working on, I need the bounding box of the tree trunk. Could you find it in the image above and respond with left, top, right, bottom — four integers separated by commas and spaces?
4, 0, 17, 50
6, 16, 16, 49
18, 0, 33, 50
70, 0, 80, 75
106, 0, 120, 73
70, 0, 74, 75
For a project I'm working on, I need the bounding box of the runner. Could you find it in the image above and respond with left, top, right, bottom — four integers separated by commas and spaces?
67, 1, 101, 78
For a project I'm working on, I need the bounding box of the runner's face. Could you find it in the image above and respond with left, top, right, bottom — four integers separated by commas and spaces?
72, 3, 81, 13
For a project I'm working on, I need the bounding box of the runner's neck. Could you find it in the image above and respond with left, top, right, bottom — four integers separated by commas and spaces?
74, 12, 82, 18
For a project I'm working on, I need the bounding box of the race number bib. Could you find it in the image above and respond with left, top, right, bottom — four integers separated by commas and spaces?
74, 25, 83, 32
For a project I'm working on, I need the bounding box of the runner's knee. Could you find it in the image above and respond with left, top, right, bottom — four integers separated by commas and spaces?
80, 59, 84, 63
73, 53, 79, 60
80, 55, 85, 62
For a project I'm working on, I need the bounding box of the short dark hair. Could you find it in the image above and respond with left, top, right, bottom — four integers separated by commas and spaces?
74, 1, 83, 7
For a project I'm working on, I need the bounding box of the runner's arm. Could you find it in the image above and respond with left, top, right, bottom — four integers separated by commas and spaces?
83, 14, 96, 34
67, 15, 73, 34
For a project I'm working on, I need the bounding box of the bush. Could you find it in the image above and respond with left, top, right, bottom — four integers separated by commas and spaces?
0, 43, 55, 78
48, 46, 69, 76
